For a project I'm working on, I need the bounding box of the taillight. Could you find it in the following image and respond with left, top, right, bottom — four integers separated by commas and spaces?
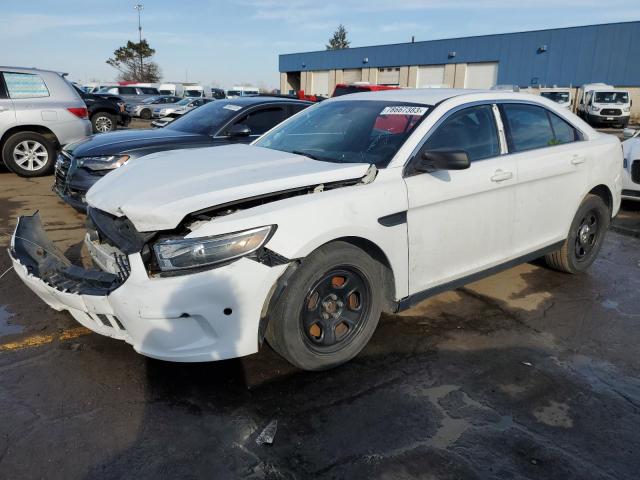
67, 107, 88, 119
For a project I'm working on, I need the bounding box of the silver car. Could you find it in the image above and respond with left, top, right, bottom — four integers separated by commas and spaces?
151, 97, 203, 118
0, 66, 91, 177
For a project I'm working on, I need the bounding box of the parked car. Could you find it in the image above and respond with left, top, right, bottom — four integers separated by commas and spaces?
622, 127, 640, 201
539, 88, 572, 109
0, 66, 91, 177
54, 96, 311, 210
12, 89, 621, 370
151, 97, 207, 118
72, 85, 130, 133
576, 83, 631, 127
96, 85, 160, 106
332, 82, 400, 97
128, 96, 182, 119
150, 98, 213, 128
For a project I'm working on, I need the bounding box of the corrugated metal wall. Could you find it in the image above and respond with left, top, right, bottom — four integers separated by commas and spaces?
279, 22, 640, 87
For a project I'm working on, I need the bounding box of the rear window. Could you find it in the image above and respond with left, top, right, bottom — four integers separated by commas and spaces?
501, 103, 578, 152
3, 72, 50, 99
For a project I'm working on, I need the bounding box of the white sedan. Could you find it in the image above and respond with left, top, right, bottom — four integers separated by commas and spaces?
10, 89, 622, 370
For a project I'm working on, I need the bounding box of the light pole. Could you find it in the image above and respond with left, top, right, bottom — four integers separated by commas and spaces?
134, 4, 144, 80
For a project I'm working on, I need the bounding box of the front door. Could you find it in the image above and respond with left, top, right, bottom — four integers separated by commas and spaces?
404, 103, 518, 294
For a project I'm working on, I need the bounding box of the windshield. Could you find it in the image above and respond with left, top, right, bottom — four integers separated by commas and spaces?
166, 101, 240, 135
255, 100, 430, 168
139, 87, 159, 94
159, 89, 172, 95
142, 96, 161, 104
540, 92, 570, 103
594, 91, 629, 104
176, 98, 192, 106
185, 90, 202, 97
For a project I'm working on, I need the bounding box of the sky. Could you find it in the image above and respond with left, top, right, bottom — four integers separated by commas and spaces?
1, 0, 638, 89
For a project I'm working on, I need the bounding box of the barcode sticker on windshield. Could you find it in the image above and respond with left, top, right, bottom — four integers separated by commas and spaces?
380, 106, 428, 116
224, 104, 242, 111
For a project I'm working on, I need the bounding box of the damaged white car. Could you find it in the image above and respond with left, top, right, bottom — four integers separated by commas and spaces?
10, 89, 622, 370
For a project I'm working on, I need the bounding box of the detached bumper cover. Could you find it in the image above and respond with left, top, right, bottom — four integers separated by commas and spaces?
9, 213, 289, 362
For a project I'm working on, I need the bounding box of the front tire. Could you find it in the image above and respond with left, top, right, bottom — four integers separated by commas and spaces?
140, 108, 152, 120
91, 112, 116, 133
265, 241, 384, 371
2, 131, 56, 177
545, 194, 610, 273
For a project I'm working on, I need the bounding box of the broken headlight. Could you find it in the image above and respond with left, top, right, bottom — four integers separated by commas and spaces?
153, 226, 274, 271
77, 155, 130, 171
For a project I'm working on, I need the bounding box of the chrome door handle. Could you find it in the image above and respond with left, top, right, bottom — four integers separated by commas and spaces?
571, 155, 585, 165
491, 170, 513, 182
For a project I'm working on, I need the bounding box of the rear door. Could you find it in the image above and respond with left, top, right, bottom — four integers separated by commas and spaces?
0, 73, 17, 140
499, 103, 588, 254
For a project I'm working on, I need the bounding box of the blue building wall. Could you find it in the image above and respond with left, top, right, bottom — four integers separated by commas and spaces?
279, 22, 640, 86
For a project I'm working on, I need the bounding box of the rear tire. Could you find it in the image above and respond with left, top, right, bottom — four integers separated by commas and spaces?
2, 131, 56, 177
545, 194, 610, 273
91, 112, 116, 133
140, 108, 152, 120
265, 241, 384, 371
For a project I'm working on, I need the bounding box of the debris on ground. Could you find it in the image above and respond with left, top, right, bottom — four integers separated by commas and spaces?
521, 362, 533, 367
255, 420, 278, 446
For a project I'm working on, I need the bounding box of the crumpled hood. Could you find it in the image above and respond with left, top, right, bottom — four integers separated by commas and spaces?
86, 144, 371, 232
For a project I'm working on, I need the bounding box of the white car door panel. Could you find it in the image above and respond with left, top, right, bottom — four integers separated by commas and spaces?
404, 103, 518, 295
499, 103, 588, 254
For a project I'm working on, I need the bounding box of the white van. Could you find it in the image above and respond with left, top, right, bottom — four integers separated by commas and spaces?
158, 83, 185, 97
182, 84, 211, 98
577, 83, 631, 128
226, 86, 260, 98
539, 88, 572, 109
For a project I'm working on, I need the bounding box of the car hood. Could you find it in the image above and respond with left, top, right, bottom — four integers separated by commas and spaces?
65, 128, 209, 157
86, 144, 371, 232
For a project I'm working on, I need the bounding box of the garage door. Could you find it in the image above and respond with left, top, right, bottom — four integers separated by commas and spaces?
465, 62, 498, 89
417, 65, 445, 87
311, 71, 329, 96
343, 69, 362, 84
378, 67, 400, 85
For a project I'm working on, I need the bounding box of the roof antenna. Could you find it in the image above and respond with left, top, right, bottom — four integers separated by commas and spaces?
411, 36, 415, 43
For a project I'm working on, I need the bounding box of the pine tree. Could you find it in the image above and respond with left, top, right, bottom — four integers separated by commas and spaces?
326, 25, 350, 50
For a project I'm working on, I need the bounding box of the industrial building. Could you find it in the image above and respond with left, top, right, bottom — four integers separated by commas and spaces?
279, 21, 640, 112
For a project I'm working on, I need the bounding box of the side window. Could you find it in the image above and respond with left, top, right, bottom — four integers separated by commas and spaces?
549, 113, 579, 144
119, 87, 137, 95
501, 104, 577, 152
3, 73, 50, 99
235, 107, 285, 135
289, 104, 309, 115
422, 104, 500, 161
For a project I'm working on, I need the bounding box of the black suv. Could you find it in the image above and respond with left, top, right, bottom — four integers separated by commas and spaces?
73, 86, 131, 133
54, 96, 311, 211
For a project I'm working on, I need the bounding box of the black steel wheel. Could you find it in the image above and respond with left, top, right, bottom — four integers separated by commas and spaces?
545, 194, 610, 273
265, 241, 385, 371
301, 267, 371, 354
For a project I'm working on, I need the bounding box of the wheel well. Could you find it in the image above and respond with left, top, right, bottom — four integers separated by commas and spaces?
1, 125, 59, 150
588, 185, 613, 213
91, 108, 117, 117
333, 236, 397, 313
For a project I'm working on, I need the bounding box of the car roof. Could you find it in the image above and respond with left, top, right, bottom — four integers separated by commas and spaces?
329, 88, 497, 105
220, 96, 312, 106
0, 66, 64, 75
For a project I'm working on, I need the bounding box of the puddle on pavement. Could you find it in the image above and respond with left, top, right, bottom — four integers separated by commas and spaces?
0, 305, 23, 336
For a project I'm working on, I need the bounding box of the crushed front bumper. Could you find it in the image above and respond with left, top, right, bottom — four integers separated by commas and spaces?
9, 213, 288, 362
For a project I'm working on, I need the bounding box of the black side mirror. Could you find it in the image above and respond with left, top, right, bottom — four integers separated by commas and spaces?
415, 149, 470, 173
228, 124, 251, 138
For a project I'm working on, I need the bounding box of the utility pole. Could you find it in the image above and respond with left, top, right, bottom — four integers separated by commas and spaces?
134, 3, 144, 80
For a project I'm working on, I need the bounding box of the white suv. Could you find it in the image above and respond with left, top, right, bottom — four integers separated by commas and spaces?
10, 89, 622, 370
0, 66, 91, 176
